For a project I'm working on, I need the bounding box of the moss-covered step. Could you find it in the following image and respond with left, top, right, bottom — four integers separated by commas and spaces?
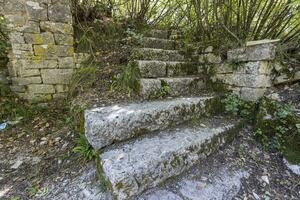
135, 60, 200, 78
131, 48, 185, 62
144, 29, 169, 39
85, 96, 216, 149
142, 37, 177, 50
100, 116, 240, 200
140, 77, 205, 98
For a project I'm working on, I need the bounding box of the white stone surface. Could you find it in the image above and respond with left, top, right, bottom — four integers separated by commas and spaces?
85, 97, 214, 149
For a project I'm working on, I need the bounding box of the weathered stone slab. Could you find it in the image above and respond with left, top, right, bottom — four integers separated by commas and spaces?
85, 96, 215, 149
11, 76, 42, 85
28, 84, 55, 94
24, 32, 54, 44
145, 29, 169, 39
216, 73, 271, 88
41, 69, 73, 84
34, 45, 74, 58
48, 2, 72, 23
136, 60, 167, 78
59, 57, 75, 68
54, 34, 74, 45
227, 40, 278, 62
100, 117, 239, 199
132, 48, 184, 62
140, 78, 162, 97
40, 22, 73, 35
25, 1, 48, 21
218, 61, 272, 75
142, 37, 176, 50
274, 71, 300, 85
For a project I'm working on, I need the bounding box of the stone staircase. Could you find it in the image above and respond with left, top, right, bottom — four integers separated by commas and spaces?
131, 29, 205, 98
84, 29, 241, 199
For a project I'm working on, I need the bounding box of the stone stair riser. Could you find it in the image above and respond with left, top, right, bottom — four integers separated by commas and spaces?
131, 48, 185, 62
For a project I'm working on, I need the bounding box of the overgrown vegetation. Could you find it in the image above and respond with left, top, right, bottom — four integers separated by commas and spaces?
223, 94, 300, 164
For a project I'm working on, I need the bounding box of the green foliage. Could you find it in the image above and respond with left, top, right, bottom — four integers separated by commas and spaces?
68, 64, 98, 97
148, 80, 170, 99
0, 15, 8, 68
73, 134, 97, 162
222, 94, 255, 120
111, 62, 141, 96
255, 98, 300, 164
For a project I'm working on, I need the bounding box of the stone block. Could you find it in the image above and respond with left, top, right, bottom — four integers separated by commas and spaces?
55, 85, 69, 93
12, 76, 42, 85
25, 59, 58, 69
48, 2, 72, 23
58, 57, 75, 68
54, 34, 74, 45
228, 40, 278, 62
221, 61, 272, 75
24, 32, 54, 44
27, 84, 55, 94
17, 21, 40, 33
19, 68, 40, 77
5, 14, 27, 27
40, 21, 73, 35
9, 32, 25, 44
2, 0, 26, 14
34, 44, 74, 58
274, 71, 300, 85
25, 1, 48, 21
41, 69, 73, 84
10, 85, 26, 93
239, 87, 267, 101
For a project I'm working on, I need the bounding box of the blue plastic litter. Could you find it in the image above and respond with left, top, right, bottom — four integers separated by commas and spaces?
0, 122, 7, 130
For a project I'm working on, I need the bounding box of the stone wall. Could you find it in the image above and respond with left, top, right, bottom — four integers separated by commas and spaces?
0, 0, 75, 101
211, 40, 280, 101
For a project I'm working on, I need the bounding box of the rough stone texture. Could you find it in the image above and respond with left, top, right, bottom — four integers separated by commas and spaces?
2, 0, 75, 101
85, 97, 215, 149
213, 40, 278, 101
132, 48, 184, 62
199, 53, 222, 64
142, 37, 176, 50
274, 71, 300, 85
227, 40, 278, 62
137, 60, 167, 78
140, 77, 204, 98
145, 29, 169, 39
100, 117, 239, 199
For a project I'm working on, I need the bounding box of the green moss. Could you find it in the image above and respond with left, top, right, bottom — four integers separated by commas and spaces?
96, 154, 113, 192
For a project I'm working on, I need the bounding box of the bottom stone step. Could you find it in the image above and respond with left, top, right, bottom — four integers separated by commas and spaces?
100, 116, 240, 199
140, 77, 205, 98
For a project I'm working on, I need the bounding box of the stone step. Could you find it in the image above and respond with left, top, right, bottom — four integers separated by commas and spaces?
100, 116, 240, 199
142, 37, 177, 50
132, 48, 185, 62
140, 77, 205, 98
85, 96, 216, 149
135, 60, 200, 78
145, 29, 169, 39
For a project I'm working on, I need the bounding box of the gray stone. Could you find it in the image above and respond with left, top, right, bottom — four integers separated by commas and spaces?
140, 190, 182, 200
85, 96, 215, 149
54, 34, 74, 45
10, 85, 26, 92
8, 32, 25, 44
24, 32, 54, 44
19, 68, 40, 77
239, 87, 267, 101
145, 29, 169, 39
27, 84, 55, 94
59, 57, 75, 68
228, 41, 278, 62
274, 71, 300, 85
41, 69, 73, 84
100, 117, 238, 199
140, 78, 162, 97
199, 53, 222, 64
11, 76, 42, 85
48, 2, 72, 23
219, 61, 272, 75
34, 44, 74, 58
24, 59, 58, 69
132, 48, 184, 62
25, 1, 48, 21
40, 22, 73, 35
142, 37, 176, 50
136, 60, 167, 78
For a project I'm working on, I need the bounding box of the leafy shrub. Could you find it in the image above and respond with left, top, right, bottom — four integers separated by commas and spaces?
255, 98, 300, 164
0, 15, 8, 68
222, 94, 256, 120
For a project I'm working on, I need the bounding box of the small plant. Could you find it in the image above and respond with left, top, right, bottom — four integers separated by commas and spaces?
148, 80, 170, 99
255, 98, 300, 164
111, 62, 141, 96
222, 94, 256, 121
73, 134, 97, 162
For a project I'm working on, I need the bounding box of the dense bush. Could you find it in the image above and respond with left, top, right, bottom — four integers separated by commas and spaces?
0, 15, 8, 68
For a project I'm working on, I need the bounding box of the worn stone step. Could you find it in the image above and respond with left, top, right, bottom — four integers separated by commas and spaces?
142, 37, 177, 50
132, 48, 185, 62
85, 96, 217, 149
145, 29, 169, 39
135, 60, 200, 78
140, 77, 205, 98
100, 116, 240, 199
